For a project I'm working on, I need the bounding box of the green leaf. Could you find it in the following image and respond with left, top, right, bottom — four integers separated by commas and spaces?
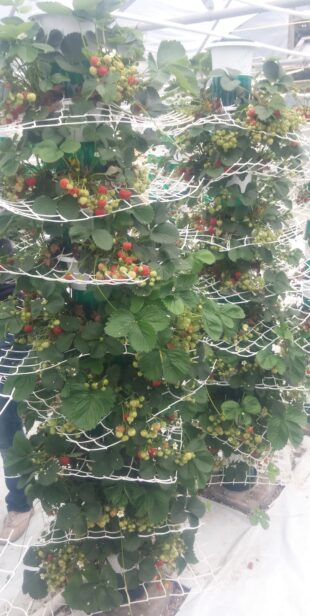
267, 415, 289, 450
0, 22, 34, 41
8, 431, 33, 460
23, 547, 41, 568
242, 395, 261, 415
81, 78, 97, 99
123, 534, 142, 552
3, 374, 36, 401
81, 321, 104, 340
138, 305, 169, 331
264, 270, 290, 294
38, 460, 59, 486
170, 65, 199, 95
37, 2, 72, 15
104, 310, 135, 338
23, 571, 48, 600
32, 196, 58, 215
33, 140, 62, 163
256, 349, 278, 370
92, 229, 113, 251
150, 222, 179, 244
267, 408, 306, 450
57, 503, 87, 535
138, 350, 162, 380
162, 296, 184, 315
194, 249, 216, 265
139, 558, 157, 582
60, 316, 81, 332
221, 400, 241, 421
220, 304, 245, 320
34, 42, 56, 53
60, 139, 81, 154
55, 332, 75, 352
128, 321, 157, 352
220, 76, 240, 91
157, 40, 186, 68
132, 205, 154, 224
15, 45, 38, 63
254, 105, 274, 121
57, 197, 80, 220
188, 496, 206, 518
263, 60, 281, 81
60, 386, 115, 430
147, 489, 170, 524
162, 348, 191, 383
202, 312, 223, 341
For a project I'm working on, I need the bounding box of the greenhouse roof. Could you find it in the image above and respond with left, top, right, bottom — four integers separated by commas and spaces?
0, 0, 309, 63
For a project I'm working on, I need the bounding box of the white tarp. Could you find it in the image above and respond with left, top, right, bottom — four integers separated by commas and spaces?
178, 438, 310, 616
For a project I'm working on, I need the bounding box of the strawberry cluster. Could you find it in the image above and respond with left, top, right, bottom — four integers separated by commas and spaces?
88, 51, 139, 103
1, 88, 37, 124
95, 241, 159, 285
59, 177, 133, 216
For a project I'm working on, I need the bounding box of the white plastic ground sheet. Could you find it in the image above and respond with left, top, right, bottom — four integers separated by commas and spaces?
178, 437, 310, 616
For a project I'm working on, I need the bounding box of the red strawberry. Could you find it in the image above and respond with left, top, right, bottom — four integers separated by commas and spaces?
155, 560, 165, 567
97, 66, 109, 77
208, 227, 216, 235
58, 456, 70, 466
117, 251, 126, 260
234, 272, 242, 280
59, 178, 70, 189
69, 187, 80, 197
118, 188, 132, 200
141, 264, 150, 276
23, 324, 33, 333
90, 56, 100, 67
97, 198, 107, 207
127, 75, 139, 85
94, 207, 106, 216
47, 554, 54, 562
214, 160, 222, 168
52, 326, 64, 336
25, 176, 37, 187
148, 447, 158, 458
151, 380, 162, 387
210, 217, 217, 225
122, 241, 132, 251
273, 110, 281, 119
98, 185, 108, 194
247, 108, 256, 118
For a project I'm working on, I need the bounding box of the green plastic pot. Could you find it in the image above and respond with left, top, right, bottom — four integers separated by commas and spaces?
222, 461, 257, 491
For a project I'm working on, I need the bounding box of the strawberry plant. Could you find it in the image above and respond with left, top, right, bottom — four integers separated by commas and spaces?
160, 57, 308, 464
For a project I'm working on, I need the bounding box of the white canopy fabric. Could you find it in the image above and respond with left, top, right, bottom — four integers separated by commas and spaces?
114, 0, 291, 57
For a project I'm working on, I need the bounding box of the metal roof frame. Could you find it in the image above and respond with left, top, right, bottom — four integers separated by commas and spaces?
114, 5, 310, 58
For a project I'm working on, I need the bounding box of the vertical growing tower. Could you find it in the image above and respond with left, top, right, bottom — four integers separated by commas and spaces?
0, 1, 241, 611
